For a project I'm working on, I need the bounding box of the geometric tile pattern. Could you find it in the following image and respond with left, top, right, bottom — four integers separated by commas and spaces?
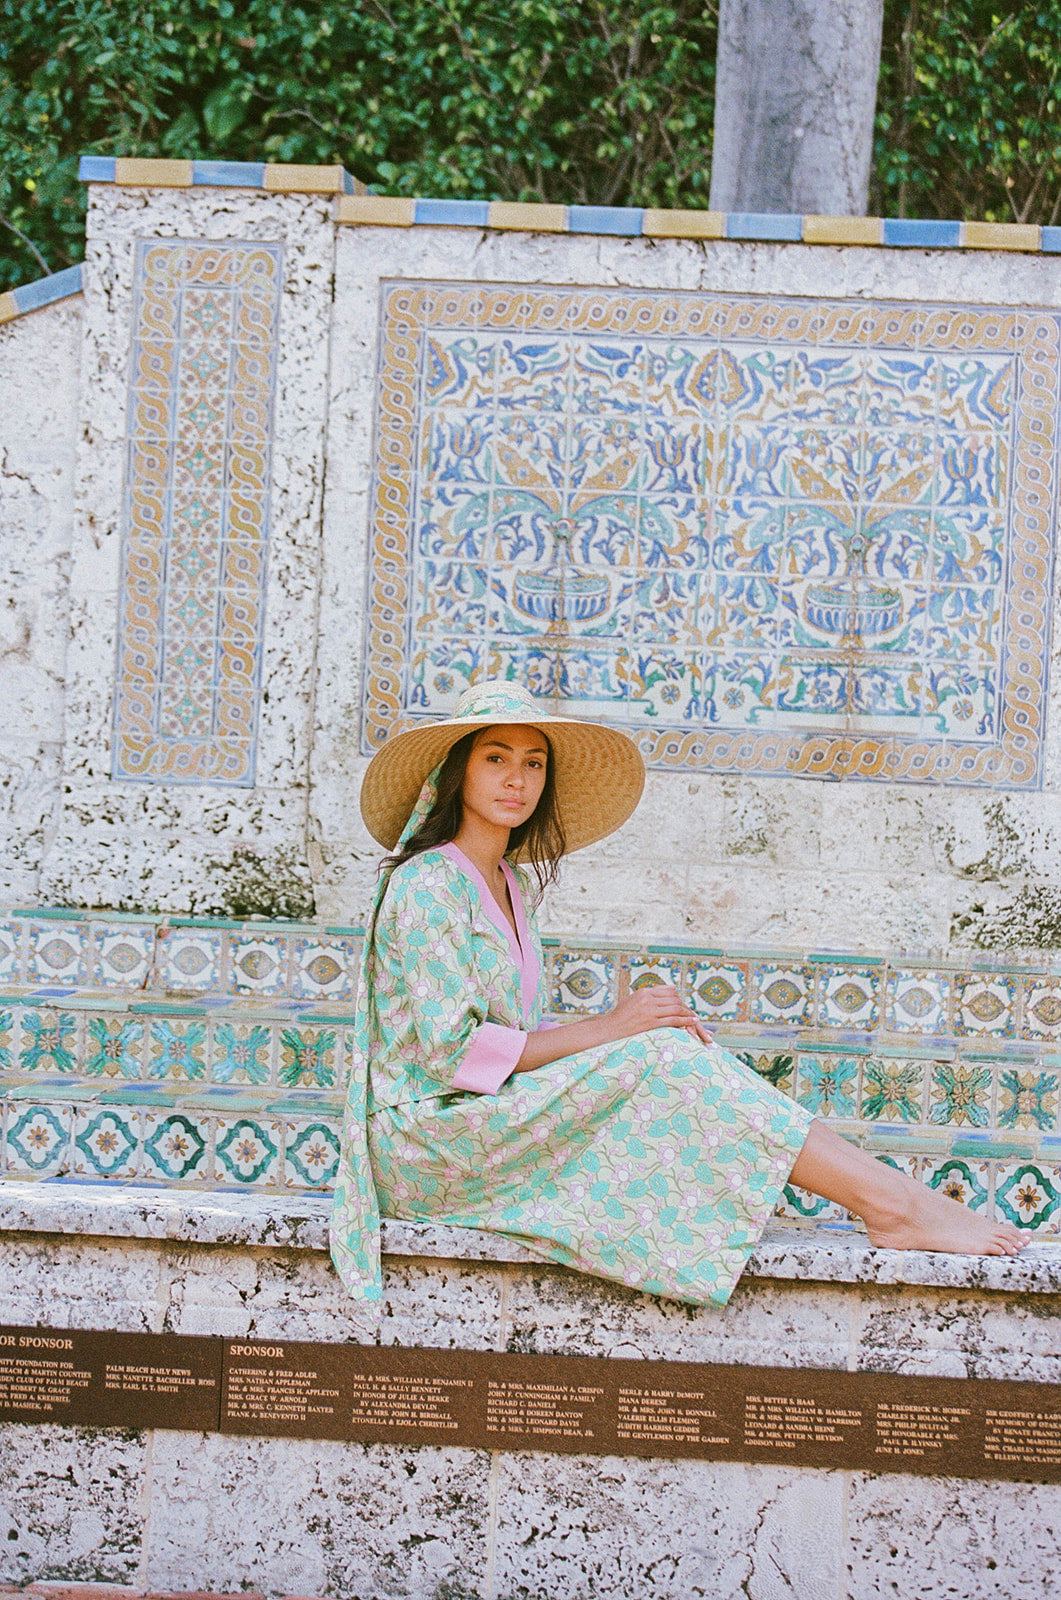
364, 283, 1059, 787
112, 240, 282, 786
4, 907, 1061, 1218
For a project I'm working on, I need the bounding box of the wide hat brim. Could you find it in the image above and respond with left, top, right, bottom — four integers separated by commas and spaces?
360, 685, 645, 858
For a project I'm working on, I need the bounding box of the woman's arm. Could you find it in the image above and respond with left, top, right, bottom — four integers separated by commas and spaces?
513, 985, 711, 1073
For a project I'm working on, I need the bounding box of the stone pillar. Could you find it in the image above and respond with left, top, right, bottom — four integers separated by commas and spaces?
709, 0, 884, 215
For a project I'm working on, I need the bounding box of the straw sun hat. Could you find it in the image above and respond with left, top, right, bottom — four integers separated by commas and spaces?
360, 679, 646, 856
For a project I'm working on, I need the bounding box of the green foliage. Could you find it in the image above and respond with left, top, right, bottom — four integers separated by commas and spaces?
2, 1, 1061, 293
873, 2, 1061, 222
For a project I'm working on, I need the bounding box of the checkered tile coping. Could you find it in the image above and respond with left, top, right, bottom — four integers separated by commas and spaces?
1, 909, 1060, 1234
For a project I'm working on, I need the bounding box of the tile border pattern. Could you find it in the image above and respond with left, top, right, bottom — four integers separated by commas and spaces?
2, 909, 1061, 1222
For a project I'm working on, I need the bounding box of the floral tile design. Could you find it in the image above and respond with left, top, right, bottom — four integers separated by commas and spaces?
284, 1120, 341, 1188
776, 1184, 845, 1223
795, 1053, 858, 1118
995, 1160, 1061, 1231
113, 239, 282, 787
628, 956, 685, 991
929, 1060, 992, 1127
210, 1022, 273, 1084
734, 1051, 794, 1096
228, 935, 290, 996
752, 963, 812, 1025
160, 930, 223, 991
860, 1057, 925, 1123
0, 921, 23, 983
291, 938, 358, 1001
0, 1009, 12, 1075
551, 950, 616, 1014
84, 1017, 144, 1079
214, 1114, 281, 1184
142, 1110, 210, 1182
954, 973, 1016, 1038
886, 969, 951, 1035
72, 1106, 140, 1178
1021, 979, 1061, 1042
996, 1068, 1058, 1132
92, 923, 154, 988
925, 1156, 989, 1210
687, 962, 748, 1022
816, 965, 881, 1030
149, 1018, 207, 1080
366, 283, 1056, 789
5, 1103, 70, 1175
279, 1026, 340, 1088
26, 923, 87, 986
18, 1010, 77, 1073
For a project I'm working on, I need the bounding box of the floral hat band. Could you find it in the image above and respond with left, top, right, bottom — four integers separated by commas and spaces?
359, 677, 646, 859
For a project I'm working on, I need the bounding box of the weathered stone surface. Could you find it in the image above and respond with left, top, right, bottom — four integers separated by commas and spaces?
0, 1425, 145, 1587
141, 1434, 491, 1600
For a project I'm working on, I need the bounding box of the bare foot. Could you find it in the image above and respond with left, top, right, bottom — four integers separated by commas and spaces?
859, 1170, 1026, 1257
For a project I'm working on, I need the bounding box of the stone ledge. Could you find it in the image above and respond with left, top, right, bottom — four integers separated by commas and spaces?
2, 1180, 1060, 1296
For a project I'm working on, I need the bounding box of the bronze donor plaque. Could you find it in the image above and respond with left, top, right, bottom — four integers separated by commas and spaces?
3, 1324, 1061, 1484
0, 1325, 220, 1430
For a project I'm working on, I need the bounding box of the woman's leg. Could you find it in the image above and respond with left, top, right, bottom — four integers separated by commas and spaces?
789, 1120, 1026, 1256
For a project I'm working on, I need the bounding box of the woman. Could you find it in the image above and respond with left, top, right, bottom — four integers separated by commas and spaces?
331, 680, 1025, 1307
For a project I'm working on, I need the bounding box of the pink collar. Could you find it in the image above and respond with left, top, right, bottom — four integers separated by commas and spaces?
440, 842, 539, 1019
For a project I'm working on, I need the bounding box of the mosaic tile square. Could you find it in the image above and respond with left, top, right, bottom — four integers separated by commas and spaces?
17, 1009, 78, 1074
734, 1050, 794, 1096
0, 920, 23, 982
291, 937, 357, 1001
816, 965, 881, 1029
687, 961, 748, 1022
365, 283, 1058, 789
26, 922, 88, 985
954, 973, 1016, 1038
148, 1018, 207, 1081
928, 1060, 992, 1127
859, 1056, 925, 1123
210, 1021, 274, 1084
925, 1155, 989, 1210
92, 922, 155, 988
751, 963, 812, 1025
1021, 978, 1061, 1042
113, 239, 282, 787
278, 1025, 340, 1089
160, 930, 223, 991
72, 1106, 141, 1179
996, 1068, 1058, 1132
214, 1113, 281, 1185
795, 1053, 859, 1118
4, 1102, 71, 1175
885, 969, 951, 1035
0, 1007, 13, 1077
283, 1120, 340, 1188
142, 1109, 211, 1182
82, 1016, 144, 1079
628, 956, 685, 992
551, 950, 616, 1014
228, 934, 290, 996
994, 1160, 1061, 1231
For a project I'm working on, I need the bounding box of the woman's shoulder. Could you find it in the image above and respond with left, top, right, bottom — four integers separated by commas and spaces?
382, 848, 471, 907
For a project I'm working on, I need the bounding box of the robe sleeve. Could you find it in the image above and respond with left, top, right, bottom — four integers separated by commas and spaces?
378, 862, 526, 1096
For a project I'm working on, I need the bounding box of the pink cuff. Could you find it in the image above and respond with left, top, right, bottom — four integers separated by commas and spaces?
452, 1020, 527, 1094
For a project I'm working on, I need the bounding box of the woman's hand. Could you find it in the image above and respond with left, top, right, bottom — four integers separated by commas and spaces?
605, 984, 713, 1046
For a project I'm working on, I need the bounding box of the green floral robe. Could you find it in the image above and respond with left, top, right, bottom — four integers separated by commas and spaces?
330, 842, 812, 1307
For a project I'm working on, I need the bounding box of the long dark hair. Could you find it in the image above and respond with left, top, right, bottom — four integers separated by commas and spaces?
382, 727, 566, 896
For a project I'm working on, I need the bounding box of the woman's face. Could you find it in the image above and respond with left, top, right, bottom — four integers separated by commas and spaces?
460, 724, 548, 835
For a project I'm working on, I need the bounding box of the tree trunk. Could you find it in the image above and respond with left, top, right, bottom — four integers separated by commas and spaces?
709, 0, 884, 215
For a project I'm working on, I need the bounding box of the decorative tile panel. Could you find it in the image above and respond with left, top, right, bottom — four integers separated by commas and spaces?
364, 284, 1058, 788
112, 240, 283, 786
159, 930, 223, 991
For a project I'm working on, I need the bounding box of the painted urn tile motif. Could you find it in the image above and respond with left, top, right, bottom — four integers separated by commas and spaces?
365, 284, 1059, 789
113, 240, 283, 786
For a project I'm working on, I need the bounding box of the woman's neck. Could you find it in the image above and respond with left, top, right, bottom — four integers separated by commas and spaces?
451, 816, 510, 884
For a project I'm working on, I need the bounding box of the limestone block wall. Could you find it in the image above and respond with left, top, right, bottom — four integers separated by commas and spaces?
0, 297, 81, 901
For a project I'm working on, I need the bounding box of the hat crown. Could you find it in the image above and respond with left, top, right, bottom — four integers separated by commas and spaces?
454, 679, 540, 721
